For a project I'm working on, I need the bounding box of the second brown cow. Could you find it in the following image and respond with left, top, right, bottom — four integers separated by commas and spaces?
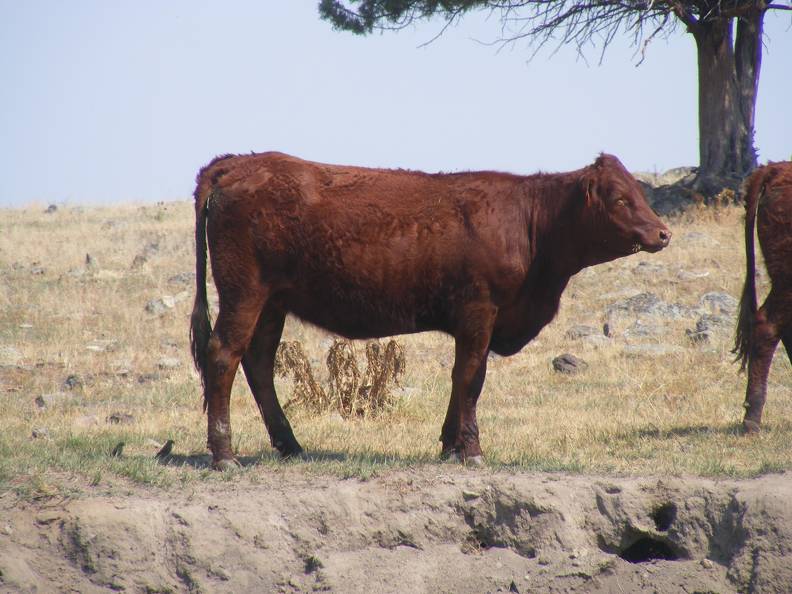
734, 161, 792, 433
190, 152, 671, 469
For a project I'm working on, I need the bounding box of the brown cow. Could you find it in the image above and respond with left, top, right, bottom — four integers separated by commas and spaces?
734, 161, 792, 433
190, 152, 671, 469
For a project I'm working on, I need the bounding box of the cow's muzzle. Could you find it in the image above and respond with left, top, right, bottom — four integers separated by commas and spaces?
639, 228, 671, 253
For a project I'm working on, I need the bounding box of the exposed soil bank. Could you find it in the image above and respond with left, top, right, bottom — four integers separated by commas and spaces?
2, 468, 791, 593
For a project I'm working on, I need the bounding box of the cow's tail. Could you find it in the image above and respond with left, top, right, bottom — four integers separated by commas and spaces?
190, 167, 214, 411
733, 170, 764, 371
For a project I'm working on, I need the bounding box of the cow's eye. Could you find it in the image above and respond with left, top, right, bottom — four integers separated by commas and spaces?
615, 198, 626, 207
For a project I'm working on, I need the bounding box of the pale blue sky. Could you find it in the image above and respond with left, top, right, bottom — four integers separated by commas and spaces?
1, 2, 790, 206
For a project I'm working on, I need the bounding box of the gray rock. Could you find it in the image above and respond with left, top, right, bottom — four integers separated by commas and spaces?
45, 204, 58, 214
552, 353, 588, 375
607, 292, 695, 321
676, 269, 710, 282
74, 415, 99, 429
686, 314, 731, 344
634, 167, 697, 188
158, 357, 181, 370
699, 292, 738, 316
107, 412, 135, 425
145, 297, 175, 315
565, 325, 601, 340
137, 372, 161, 384
623, 319, 667, 341
631, 262, 666, 276
131, 254, 148, 269
167, 272, 195, 285
63, 374, 83, 390
31, 427, 50, 439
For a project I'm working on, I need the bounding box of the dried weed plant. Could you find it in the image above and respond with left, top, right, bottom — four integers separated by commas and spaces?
276, 338, 406, 418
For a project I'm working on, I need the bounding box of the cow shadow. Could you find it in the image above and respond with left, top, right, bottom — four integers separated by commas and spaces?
152, 449, 434, 469
629, 423, 743, 440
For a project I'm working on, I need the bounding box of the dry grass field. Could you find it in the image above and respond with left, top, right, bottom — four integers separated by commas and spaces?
1, 200, 791, 499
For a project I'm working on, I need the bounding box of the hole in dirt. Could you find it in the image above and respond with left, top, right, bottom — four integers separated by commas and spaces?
619, 537, 679, 563
651, 503, 677, 532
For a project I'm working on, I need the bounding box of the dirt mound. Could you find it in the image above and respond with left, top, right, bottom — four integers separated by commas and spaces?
2, 469, 792, 593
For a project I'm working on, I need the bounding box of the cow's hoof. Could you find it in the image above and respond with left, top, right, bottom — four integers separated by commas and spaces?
281, 449, 307, 462
277, 443, 305, 461
213, 458, 241, 471
742, 419, 761, 435
441, 451, 484, 466
441, 450, 461, 463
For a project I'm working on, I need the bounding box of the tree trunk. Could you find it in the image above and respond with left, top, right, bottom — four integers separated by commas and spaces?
692, 18, 752, 185
734, 8, 764, 172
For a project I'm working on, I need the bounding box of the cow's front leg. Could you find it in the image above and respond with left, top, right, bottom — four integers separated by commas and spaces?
441, 303, 496, 464
742, 302, 781, 434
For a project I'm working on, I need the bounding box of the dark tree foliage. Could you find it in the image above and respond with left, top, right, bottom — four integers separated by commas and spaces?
320, 0, 791, 186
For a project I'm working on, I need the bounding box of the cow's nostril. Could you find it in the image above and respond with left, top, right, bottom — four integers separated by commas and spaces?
659, 229, 671, 243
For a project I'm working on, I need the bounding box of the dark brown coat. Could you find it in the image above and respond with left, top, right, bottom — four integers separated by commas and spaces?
190, 152, 671, 468
734, 161, 792, 433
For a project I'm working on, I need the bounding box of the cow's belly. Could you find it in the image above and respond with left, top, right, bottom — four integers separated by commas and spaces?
277, 282, 448, 339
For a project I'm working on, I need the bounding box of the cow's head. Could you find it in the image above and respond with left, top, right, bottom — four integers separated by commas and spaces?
579, 154, 670, 262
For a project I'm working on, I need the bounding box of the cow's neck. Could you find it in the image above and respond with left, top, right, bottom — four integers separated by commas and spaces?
522, 173, 590, 278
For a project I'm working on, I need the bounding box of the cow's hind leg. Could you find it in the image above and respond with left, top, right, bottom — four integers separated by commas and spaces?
241, 307, 303, 459
205, 292, 268, 469
742, 297, 783, 434
441, 303, 496, 464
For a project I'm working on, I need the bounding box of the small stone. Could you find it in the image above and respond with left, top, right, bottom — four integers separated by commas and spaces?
74, 415, 100, 428
107, 412, 135, 425
552, 353, 588, 375
31, 427, 50, 439
564, 325, 600, 340
699, 292, 738, 316
131, 254, 148, 269
45, 204, 58, 214
631, 261, 666, 276
63, 374, 83, 390
677, 269, 710, 281
168, 272, 195, 285
145, 297, 176, 315
462, 490, 481, 500
158, 357, 181, 370
36, 511, 61, 524
700, 558, 714, 569
624, 319, 666, 341
30, 266, 45, 275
